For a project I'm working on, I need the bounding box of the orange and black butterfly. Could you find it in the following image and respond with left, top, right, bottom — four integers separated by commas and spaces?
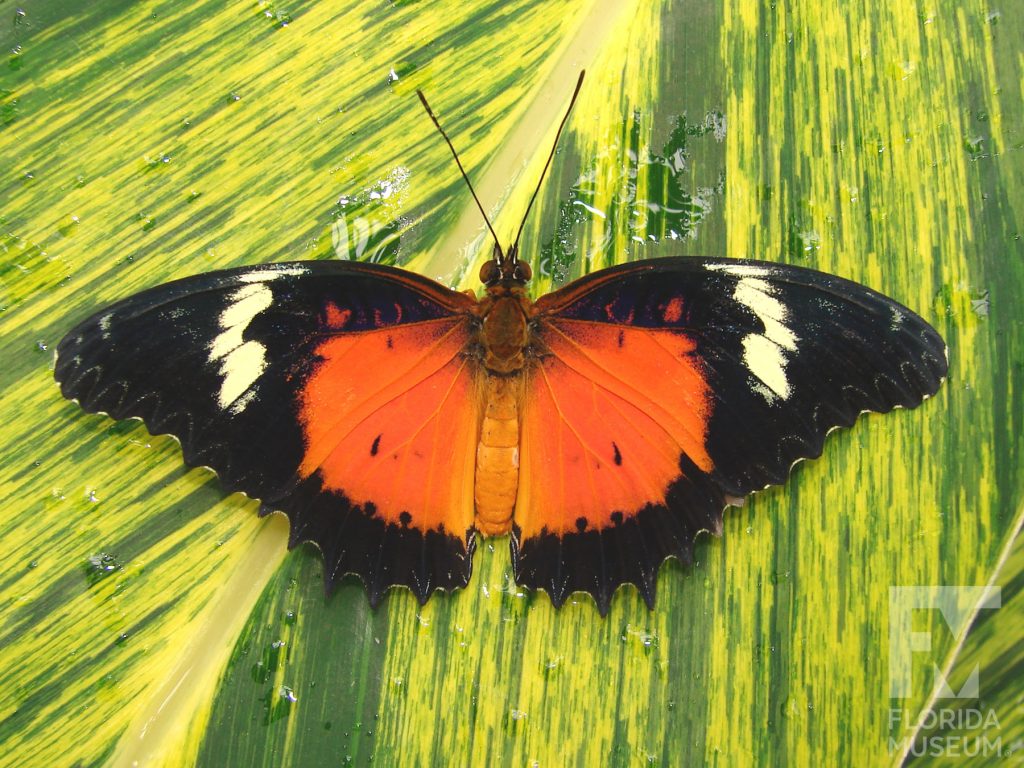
54, 75, 947, 614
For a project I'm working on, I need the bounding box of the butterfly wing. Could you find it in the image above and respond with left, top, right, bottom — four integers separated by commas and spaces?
512, 257, 947, 613
55, 261, 482, 605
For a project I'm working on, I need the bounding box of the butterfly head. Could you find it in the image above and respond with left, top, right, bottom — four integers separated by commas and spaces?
479, 243, 532, 287
418, 72, 583, 292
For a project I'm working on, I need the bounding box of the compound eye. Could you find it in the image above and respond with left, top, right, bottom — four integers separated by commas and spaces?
479, 260, 501, 285
512, 261, 532, 282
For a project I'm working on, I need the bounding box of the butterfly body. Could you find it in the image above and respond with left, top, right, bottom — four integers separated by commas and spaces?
476, 281, 533, 375
474, 374, 522, 536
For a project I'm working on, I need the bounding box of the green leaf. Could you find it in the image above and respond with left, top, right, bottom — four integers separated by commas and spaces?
1, 0, 1021, 765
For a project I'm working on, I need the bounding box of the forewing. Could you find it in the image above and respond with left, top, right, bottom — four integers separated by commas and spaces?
55, 261, 482, 605
513, 257, 947, 613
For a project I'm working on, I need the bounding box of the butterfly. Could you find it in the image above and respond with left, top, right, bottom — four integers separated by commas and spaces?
54, 74, 947, 614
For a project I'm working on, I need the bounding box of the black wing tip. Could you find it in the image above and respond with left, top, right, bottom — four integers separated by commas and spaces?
312, 552, 473, 608
271, 493, 473, 610
525, 570, 662, 616
318, 566, 471, 609
511, 511, 715, 616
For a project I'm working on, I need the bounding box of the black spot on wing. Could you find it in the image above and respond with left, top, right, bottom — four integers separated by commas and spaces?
265, 472, 474, 605
511, 453, 725, 615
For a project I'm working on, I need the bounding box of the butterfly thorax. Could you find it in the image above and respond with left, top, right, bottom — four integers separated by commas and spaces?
477, 284, 533, 375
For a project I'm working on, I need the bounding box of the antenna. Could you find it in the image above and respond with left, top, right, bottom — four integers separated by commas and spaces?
510, 70, 586, 261
416, 89, 504, 258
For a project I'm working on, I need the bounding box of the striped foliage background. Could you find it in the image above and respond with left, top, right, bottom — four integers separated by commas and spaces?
0, 0, 1020, 765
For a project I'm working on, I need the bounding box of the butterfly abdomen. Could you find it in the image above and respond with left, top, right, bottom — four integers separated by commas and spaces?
474, 375, 521, 536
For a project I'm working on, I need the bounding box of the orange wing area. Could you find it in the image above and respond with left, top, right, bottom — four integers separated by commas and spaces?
298, 317, 480, 542
511, 317, 722, 613
516, 319, 712, 538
